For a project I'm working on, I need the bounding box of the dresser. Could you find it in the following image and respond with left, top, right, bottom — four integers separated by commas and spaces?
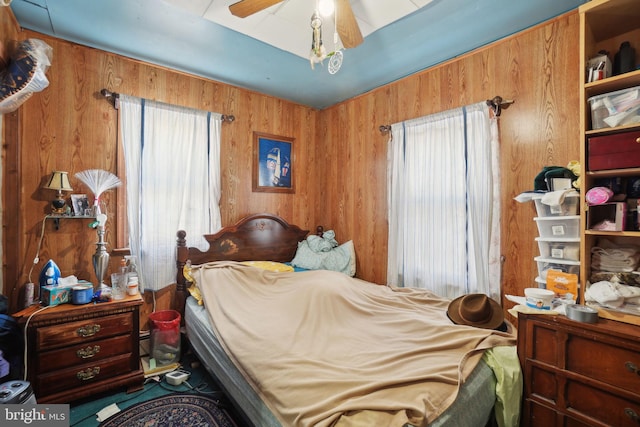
517, 312, 640, 426
14, 294, 144, 403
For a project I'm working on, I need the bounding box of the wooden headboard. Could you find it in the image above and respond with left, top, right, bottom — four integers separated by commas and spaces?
175, 213, 309, 312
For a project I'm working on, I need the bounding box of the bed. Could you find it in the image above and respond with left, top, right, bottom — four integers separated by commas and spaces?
176, 213, 520, 427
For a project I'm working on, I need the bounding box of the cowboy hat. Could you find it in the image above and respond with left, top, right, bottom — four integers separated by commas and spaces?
447, 293, 504, 330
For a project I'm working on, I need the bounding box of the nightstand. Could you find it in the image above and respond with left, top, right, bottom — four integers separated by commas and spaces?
14, 293, 144, 403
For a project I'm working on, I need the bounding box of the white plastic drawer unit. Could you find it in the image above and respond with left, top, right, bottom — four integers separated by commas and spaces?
532, 193, 579, 217
534, 256, 580, 280
535, 237, 580, 261
534, 216, 580, 239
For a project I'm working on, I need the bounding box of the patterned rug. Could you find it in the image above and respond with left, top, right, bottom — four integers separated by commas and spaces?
99, 393, 237, 427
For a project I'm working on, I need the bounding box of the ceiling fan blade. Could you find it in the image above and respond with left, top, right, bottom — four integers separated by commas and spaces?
229, 0, 284, 18
336, 0, 363, 48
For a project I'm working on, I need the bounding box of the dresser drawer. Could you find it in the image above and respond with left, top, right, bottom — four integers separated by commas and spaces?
528, 364, 558, 404
526, 399, 592, 427
567, 334, 640, 394
36, 334, 132, 373
566, 377, 640, 427
36, 354, 133, 397
36, 312, 133, 350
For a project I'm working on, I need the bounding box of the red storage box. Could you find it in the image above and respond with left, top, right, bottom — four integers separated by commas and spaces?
587, 130, 640, 171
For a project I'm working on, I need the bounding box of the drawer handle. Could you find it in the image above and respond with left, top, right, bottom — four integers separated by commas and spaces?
636, 137, 640, 144
76, 324, 101, 338
625, 408, 640, 423
76, 345, 101, 359
626, 361, 640, 375
76, 367, 100, 381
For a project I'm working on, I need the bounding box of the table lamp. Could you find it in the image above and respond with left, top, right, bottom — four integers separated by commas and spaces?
43, 171, 73, 214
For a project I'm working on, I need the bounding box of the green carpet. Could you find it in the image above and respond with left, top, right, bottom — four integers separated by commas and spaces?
70, 348, 231, 427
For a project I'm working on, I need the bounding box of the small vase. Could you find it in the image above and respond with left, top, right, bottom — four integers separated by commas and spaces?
92, 226, 109, 293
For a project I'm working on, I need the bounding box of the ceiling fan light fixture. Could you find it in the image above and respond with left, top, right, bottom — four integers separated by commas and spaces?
318, 0, 335, 17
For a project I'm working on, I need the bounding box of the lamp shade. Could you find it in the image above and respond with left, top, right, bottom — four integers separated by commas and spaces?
44, 171, 73, 192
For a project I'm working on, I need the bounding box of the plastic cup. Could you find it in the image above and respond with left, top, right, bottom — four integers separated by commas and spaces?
110, 273, 126, 300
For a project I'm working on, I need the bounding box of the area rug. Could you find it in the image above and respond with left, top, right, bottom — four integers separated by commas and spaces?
99, 393, 237, 427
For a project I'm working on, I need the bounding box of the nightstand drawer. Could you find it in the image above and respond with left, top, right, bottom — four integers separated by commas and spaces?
528, 364, 558, 404
36, 312, 133, 350
566, 378, 640, 427
567, 335, 640, 394
36, 354, 133, 396
37, 334, 132, 373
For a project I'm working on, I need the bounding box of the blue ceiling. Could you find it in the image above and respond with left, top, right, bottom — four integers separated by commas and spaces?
10, 0, 586, 109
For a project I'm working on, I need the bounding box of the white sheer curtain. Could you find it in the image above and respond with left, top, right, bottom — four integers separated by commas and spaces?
119, 95, 222, 291
387, 102, 501, 300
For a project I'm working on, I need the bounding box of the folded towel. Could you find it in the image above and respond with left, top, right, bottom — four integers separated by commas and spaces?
591, 259, 638, 272
597, 238, 640, 251
584, 281, 625, 307
592, 246, 640, 260
591, 246, 640, 272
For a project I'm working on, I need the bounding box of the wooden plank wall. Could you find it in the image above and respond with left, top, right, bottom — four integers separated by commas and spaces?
2, 8, 580, 320
0, 4, 17, 60
317, 12, 581, 314
2, 28, 319, 317
0, 7, 20, 309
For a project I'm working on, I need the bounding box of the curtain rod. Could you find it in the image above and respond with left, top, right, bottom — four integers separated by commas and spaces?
99, 89, 236, 122
378, 95, 514, 135
485, 95, 514, 117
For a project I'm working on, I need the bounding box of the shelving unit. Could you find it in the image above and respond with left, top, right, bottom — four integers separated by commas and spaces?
46, 214, 96, 230
518, 2, 640, 424
579, 0, 640, 316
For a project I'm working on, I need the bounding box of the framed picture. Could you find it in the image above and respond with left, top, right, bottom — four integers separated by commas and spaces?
252, 132, 294, 193
71, 194, 90, 216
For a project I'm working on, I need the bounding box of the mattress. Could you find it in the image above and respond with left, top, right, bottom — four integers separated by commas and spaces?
185, 296, 497, 427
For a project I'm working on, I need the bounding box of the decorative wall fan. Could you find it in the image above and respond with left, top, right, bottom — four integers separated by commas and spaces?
229, 0, 364, 49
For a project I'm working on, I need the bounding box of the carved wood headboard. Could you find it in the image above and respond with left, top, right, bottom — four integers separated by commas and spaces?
175, 213, 309, 314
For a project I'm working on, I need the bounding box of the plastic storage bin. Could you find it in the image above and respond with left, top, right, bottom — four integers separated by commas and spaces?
534, 216, 580, 239
535, 256, 580, 280
532, 192, 579, 217
536, 237, 580, 261
588, 85, 640, 130
149, 310, 181, 366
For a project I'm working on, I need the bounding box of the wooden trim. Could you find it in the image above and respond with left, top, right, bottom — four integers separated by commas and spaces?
115, 109, 128, 249
3, 110, 21, 313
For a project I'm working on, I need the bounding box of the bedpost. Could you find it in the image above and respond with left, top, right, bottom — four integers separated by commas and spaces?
176, 230, 188, 323
176, 230, 188, 290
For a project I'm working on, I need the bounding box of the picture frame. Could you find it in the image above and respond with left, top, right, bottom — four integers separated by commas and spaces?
252, 132, 294, 193
71, 194, 90, 216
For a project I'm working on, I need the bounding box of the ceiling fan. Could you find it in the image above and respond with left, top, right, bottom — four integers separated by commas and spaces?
229, 0, 364, 49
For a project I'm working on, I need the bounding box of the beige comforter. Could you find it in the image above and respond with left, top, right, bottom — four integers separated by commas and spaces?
192, 261, 516, 427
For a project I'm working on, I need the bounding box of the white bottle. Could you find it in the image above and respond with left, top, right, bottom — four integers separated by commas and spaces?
125, 256, 140, 295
